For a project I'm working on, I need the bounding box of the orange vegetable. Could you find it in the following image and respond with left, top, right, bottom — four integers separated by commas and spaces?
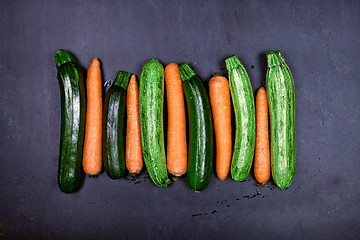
254, 87, 270, 185
209, 74, 232, 180
126, 75, 144, 176
164, 63, 187, 178
83, 58, 103, 176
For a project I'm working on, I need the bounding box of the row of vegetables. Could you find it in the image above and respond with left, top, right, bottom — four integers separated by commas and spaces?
55, 49, 296, 193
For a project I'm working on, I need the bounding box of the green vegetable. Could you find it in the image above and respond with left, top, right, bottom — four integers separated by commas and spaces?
225, 55, 255, 181
103, 71, 131, 179
139, 59, 171, 187
179, 62, 213, 192
266, 51, 296, 189
55, 49, 86, 193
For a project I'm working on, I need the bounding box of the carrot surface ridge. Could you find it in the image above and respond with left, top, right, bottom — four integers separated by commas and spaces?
126, 75, 144, 175
164, 63, 187, 177
209, 75, 232, 180
83, 58, 103, 176
254, 87, 271, 185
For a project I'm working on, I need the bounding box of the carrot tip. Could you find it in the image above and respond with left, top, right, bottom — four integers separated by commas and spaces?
258, 87, 266, 92
257, 183, 269, 187
130, 173, 138, 178
172, 176, 180, 181
165, 63, 178, 69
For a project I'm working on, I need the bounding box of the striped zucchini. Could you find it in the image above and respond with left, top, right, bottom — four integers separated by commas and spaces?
179, 62, 213, 192
266, 51, 296, 189
55, 49, 86, 193
103, 71, 131, 179
139, 59, 171, 187
225, 55, 255, 181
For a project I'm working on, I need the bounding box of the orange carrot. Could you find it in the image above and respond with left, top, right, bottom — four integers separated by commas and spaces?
254, 87, 270, 185
209, 74, 232, 180
126, 75, 143, 176
164, 63, 187, 178
83, 58, 103, 176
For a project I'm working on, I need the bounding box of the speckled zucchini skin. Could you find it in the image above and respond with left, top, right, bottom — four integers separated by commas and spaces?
266, 51, 296, 189
139, 59, 170, 187
225, 55, 255, 181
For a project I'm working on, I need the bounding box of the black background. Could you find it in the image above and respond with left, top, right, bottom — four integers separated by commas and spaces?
1, 0, 360, 239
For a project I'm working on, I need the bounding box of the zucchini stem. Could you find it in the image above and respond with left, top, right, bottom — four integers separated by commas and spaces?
55, 49, 77, 69
266, 51, 285, 68
225, 54, 243, 70
179, 62, 196, 82
113, 71, 131, 89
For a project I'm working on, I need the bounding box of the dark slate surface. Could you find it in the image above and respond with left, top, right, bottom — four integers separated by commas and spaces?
1, 0, 359, 239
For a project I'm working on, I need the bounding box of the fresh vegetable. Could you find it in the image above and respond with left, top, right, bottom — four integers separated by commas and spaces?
103, 71, 131, 179
254, 87, 270, 185
225, 55, 255, 181
55, 49, 86, 193
179, 62, 213, 192
209, 74, 232, 181
83, 58, 103, 176
126, 74, 143, 176
139, 59, 171, 187
266, 51, 296, 189
164, 63, 187, 178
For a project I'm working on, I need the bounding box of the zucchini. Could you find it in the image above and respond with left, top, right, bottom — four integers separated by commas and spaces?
139, 59, 171, 187
179, 62, 213, 192
103, 71, 131, 179
55, 49, 86, 193
225, 55, 255, 181
266, 51, 296, 189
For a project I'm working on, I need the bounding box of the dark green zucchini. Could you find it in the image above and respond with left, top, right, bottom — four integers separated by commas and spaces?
266, 51, 296, 189
55, 49, 86, 193
225, 55, 255, 181
139, 59, 171, 187
179, 62, 213, 192
103, 71, 131, 179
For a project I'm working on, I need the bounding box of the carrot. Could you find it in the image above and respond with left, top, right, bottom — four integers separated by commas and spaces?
83, 58, 103, 176
164, 63, 187, 178
209, 74, 232, 180
254, 87, 270, 185
126, 75, 143, 176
